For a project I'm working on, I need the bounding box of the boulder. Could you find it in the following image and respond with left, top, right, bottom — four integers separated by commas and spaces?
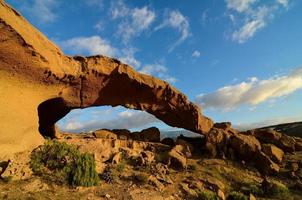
253, 129, 282, 143
262, 144, 284, 163
279, 135, 295, 153
0, 1, 213, 158
112, 129, 131, 140
213, 122, 232, 130
168, 145, 188, 170
140, 127, 160, 142
161, 138, 175, 146
206, 128, 230, 158
294, 137, 302, 151
254, 151, 280, 174
93, 129, 117, 139
229, 133, 261, 160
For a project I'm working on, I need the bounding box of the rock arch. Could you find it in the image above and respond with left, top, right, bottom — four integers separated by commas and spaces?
0, 1, 213, 157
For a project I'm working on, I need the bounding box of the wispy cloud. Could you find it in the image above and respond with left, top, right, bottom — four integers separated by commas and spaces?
22, 0, 59, 23
226, 0, 257, 13
60, 36, 175, 83
226, 0, 290, 43
60, 109, 159, 132
192, 50, 201, 58
139, 64, 177, 83
61, 36, 117, 57
155, 10, 190, 52
110, 1, 155, 43
196, 67, 302, 110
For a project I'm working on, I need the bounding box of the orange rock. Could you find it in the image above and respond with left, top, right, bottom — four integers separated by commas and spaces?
0, 2, 213, 158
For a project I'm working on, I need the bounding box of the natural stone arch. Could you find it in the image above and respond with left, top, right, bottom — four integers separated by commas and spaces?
0, 1, 213, 158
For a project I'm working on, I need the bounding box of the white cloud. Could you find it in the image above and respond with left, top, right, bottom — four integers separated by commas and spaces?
110, 1, 155, 42
227, 0, 289, 43
226, 0, 257, 13
119, 48, 141, 69
85, 0, 103, 8
61, 109, 159, 132
155, 10, 190, 52
196, 67, 302, 110
277, 0, 289, 8
192, 50, 201, 58
139, 64, 177, 83
61, 36, 117, 57
23, 0, 59, 23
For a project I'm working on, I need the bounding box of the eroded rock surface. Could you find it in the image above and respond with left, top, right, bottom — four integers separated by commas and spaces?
0, 2, 213, 158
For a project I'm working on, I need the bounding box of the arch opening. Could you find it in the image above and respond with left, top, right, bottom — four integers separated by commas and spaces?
38, 97, 71, 138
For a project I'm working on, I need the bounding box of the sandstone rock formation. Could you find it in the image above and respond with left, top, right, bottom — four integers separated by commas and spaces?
0, 2, 213, 158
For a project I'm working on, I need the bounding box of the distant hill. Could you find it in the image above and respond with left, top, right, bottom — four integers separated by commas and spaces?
257, 121, 302, 138
160, 129, 203, 140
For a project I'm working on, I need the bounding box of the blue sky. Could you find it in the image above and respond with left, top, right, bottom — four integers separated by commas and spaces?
6, 0, 302, 132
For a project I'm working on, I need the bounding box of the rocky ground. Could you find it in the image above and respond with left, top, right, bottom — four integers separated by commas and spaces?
1, 124, 302, 200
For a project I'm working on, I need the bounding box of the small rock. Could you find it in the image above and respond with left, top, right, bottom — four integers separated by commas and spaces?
179, 183, 198, 198
141, 151, 154, 164
168, 145, 188, 170
262, 144, 284, 163
217, 189, 225, 200
254, 151, 280, 175
249, 194, 256, 200
148, 175, 164, 191
291, 162, 299, 172
105, 194, 111, 199
112, 152, 123, 164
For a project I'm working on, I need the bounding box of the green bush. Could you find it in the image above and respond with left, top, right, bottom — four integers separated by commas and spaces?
264, 181, 290, 198
247, 184, 263, 196
228, 192, 248, 200
115, 162, 126, 173
30, 140, 99, 187
197, 190, 219, 200
132, 173, 149, 185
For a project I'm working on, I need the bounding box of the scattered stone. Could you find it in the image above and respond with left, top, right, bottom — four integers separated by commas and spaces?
149, 175, 164, 191
105, 194, 111, 199
112, 152, 123, 164
141, 151, 155, 164
201, 176, 225, 192
262, 144, 284, 163
179, 183, 198, 198
93, 130, 117, 139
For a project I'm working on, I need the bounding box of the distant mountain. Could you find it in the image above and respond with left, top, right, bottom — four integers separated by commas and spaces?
160, 129, 203, 140
257, 121, 302, 138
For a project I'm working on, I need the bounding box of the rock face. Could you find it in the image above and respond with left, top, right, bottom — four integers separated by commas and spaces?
0, 2, 213, 158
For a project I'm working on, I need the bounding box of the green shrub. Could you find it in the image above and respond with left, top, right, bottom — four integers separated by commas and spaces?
197, 190, 219, 200
247, 184, 263, 196
132, 173, 149, 185
264, 181, 290, 198
115, 162, 126, 173
30, 140, 99, 187
228, 192, 248, 200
